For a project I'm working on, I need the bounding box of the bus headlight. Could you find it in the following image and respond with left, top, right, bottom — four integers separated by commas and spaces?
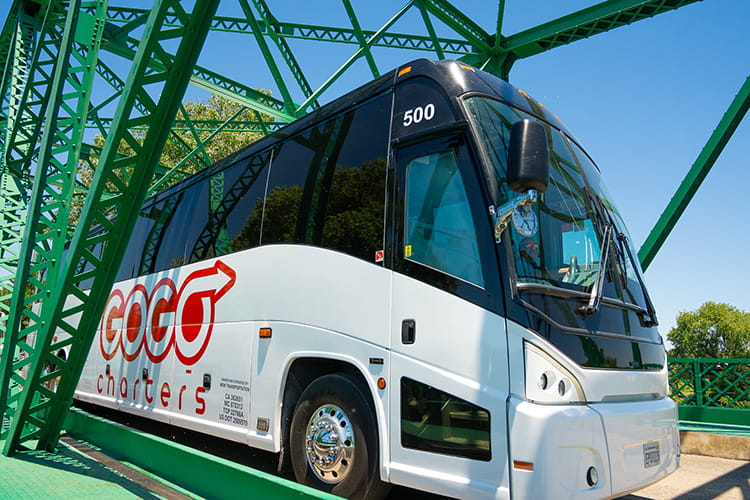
524, 341, 585, 403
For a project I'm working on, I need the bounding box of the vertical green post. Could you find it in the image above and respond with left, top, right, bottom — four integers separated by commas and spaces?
694, 359, 704, 408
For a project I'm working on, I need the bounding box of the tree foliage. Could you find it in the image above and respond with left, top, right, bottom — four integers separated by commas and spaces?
667, 302, 750, 358
71, 94, 269, 226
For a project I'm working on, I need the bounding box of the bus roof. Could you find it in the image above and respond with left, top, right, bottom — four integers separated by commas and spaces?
149, 59, 572, 204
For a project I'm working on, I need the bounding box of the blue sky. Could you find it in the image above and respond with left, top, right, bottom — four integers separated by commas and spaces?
2, 1, 748, 341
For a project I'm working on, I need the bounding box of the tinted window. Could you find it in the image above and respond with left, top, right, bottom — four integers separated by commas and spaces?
117, 209, 154, 282
192, 150, 272, 260
150, 184, 208, 272
404, 151, 484, 287
260, 93, 390, 258
137, 196, 181, 275
261, 137, 316, 245
318, 95, 389, 261
401, 377, 490, 461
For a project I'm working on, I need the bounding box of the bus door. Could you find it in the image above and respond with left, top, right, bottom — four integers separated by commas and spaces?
388, 134, 511, 495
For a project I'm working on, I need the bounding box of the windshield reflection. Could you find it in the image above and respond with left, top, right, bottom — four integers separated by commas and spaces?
464, 96, 658, 338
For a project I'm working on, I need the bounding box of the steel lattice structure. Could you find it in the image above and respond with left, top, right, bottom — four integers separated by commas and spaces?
0, 0, 746, 456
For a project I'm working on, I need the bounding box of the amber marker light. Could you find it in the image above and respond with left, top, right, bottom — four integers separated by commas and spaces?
259, 327, 272, 338
398, 66, 412, 77
513, 460, 534, 471
458, 63, 475, 72
377, 377, 387, 390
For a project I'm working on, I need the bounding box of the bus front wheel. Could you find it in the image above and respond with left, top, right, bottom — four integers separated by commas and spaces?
290, 373, 389, 500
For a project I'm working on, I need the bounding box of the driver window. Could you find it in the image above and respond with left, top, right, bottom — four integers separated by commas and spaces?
404, 151, 484, 287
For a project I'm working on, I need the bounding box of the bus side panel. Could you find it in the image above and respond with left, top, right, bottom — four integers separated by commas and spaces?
236, 245, 391, 455
388, 273, 511, 500
76, 245, 392, 455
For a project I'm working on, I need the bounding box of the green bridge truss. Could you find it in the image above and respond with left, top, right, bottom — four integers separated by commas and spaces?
0, 0, 747, 456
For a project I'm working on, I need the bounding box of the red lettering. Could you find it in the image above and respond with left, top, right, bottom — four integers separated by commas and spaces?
178, 385, 187, 410
195, 387, 206, 415
119, 377, 128, 398
98, 261, 236, 366
97, 374, 103, 393
107, 375, 115, 395
160, 382, 171, 407
132, 378, 140, 399
145, 379, 154, 403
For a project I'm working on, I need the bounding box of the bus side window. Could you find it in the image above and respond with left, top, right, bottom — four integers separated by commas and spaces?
222, 151, 272, 254
260, 136, 316, 245
404, 151, 485, 287
152, 185, 208, 272
137, 198, 176, 276
318, 94, 390, 261
117, 205, 154, 281
400, 377, 491, 461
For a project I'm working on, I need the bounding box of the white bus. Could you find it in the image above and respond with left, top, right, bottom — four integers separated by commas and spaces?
74, 59, 679, 499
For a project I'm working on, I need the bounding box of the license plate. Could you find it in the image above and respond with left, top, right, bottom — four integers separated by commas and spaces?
643, 441, 660, 468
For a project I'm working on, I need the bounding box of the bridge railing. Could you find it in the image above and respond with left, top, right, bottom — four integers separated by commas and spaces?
669, 357, 750, 426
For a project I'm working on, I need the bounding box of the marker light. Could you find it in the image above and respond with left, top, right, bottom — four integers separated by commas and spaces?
259, 327, 272, 338
513, 460, 534, 471
377, 377, 387, 390
398, 66, 412, 77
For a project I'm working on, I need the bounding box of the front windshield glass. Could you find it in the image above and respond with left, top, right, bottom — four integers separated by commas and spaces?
464, 96, 658, 342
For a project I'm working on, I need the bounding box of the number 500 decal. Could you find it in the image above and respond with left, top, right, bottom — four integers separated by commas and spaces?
402, 103, 435, 127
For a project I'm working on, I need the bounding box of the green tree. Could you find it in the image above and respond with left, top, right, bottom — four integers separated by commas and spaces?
667, 302, 750, 358
71, 93, 270, 226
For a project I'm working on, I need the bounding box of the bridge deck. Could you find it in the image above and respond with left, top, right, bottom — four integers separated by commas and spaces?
0, 411, 747, 499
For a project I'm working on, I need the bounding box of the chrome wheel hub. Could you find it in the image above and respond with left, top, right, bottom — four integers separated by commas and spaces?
305, 404, 355, 484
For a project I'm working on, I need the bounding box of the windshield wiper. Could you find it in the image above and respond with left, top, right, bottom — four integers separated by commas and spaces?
582, 187, 658, 326
612, 230, 659, 327
578, 223, 611, 315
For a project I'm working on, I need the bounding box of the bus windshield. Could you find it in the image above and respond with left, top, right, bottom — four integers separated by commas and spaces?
464, 96, 659, 341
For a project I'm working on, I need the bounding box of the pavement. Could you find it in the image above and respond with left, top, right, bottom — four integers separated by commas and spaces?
624, 454, 750, 500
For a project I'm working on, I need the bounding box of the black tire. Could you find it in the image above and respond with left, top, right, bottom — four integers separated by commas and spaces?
290, 373, 390, 500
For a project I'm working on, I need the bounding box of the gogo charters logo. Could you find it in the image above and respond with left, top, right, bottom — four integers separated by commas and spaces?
99, 260, 236, 366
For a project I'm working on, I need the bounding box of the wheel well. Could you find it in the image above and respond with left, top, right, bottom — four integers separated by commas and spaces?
278, 357, 374, 473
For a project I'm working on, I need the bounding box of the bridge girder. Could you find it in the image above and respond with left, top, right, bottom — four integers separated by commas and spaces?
0, 0, 744, 455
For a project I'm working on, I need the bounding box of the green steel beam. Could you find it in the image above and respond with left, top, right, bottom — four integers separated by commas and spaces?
188, 68, 295, 123
250, 0, 318, 110
2, 0, 219, 455
1, 0, 93, 441
88, 117, 283, 132
296, 1, 416, 114
236, 0, 297, 117
3, 2, 57, 178
419, 0, 492, 52
416, 1, 445, 60
90, 19, 296, 122
0, 0, 66, 411
88, 58, 212, 175
342, 0, 380, 78
503, 0, 704, 60
638, 75, 750, 270
94, 6, 476, 54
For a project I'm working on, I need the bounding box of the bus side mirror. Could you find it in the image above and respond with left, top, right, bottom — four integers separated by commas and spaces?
507, 120, 550, 193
